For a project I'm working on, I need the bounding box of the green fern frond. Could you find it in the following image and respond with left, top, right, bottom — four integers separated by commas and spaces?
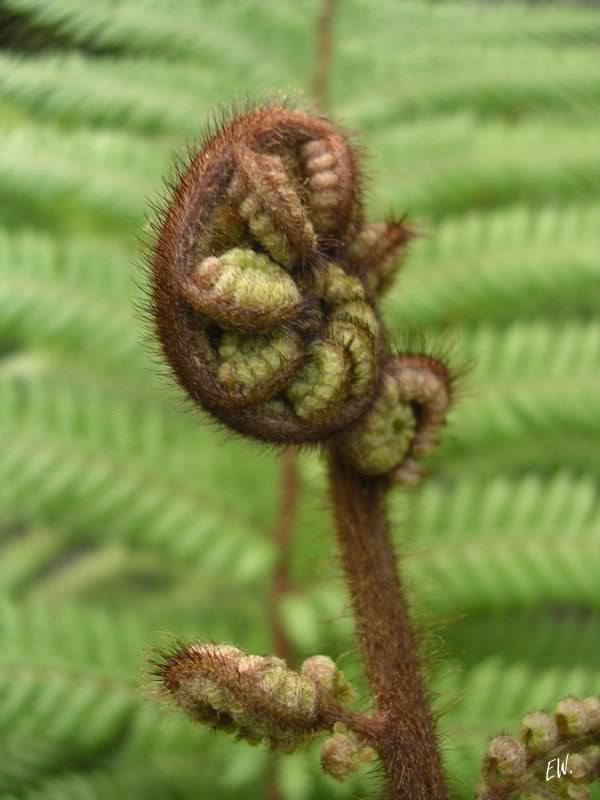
372, 116, 600, 219
13, 536, 176, 606
459, 320, 600, 383
407, 472, 598, 547
0, 757, 208, 800
0, 354, 280, 579
0, 364, 278, 522
0, 236, 143, 372
4, 45, 600, 138
0, 0, 297, 69
444, 435, 600, 480
0, 606, 136, 749
0, 434, 274, 574
0, 735, 93, 795
385, 206, 600, 327
441, 610, 600, 672
0, 368, 276, 576
446, 373, 600, 459
0, 53, 281, 136
346, 49, 600, 128
405, 473, 600, 614
0, 125, 164, 231
4, 0, 600, 62
338, 0, 600, 51
0, 228, 134, 300
0, 525, 67, 594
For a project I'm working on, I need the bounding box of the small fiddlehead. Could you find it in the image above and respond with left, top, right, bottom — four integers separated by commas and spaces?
149, 102, 451, 480
477, 696, 600, 800
151, 641, 369, 758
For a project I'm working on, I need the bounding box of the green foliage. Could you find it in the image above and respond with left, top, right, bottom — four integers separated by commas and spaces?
0, 1, 598, 798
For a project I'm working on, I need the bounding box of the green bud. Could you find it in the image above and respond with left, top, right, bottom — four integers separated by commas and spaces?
218, 331, 302, 402
521, 711, 558, 753
555, 697, 589, 736
287, 340, 349, 420
338, 372, 416, 476
189, 248, 303, 330
483, 735, 527, 778
583, 698, 600, 732
301, 656, 356, 703
321, 726, 376, 783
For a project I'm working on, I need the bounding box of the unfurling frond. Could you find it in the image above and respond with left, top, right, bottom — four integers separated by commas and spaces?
476, 696, 600, 800
151, 641, 360, 755
147, 102, 454, 481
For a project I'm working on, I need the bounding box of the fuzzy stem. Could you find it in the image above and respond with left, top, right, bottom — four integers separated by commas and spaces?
312, 0, 338, 112
267, 447, 299, 800
270, 447, 298, 666
327, 452, 449, 800
265, 758, 282, 800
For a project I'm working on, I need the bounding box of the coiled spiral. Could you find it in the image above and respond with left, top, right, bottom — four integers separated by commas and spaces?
149, 103, 451, 480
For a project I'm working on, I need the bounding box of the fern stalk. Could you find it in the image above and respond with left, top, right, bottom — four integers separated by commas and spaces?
328, 453, 448, 799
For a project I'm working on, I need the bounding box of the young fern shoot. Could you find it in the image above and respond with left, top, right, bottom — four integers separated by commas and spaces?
146, 101, 453, 800
478, 695, 600, 800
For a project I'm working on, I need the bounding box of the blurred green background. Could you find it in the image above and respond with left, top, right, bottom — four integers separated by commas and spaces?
0, 1, 599, 798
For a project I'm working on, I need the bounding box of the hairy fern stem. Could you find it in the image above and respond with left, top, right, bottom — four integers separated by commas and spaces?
328, 453, 449, 800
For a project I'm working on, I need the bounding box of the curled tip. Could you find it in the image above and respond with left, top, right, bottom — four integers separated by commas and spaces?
337, 352, 452, 479
583, 698, 600, 731
521, 710, 559, 753
346, 219, 414, 297
321, 725, 376, 782
148, 100, 453, 477
568, 751, 596, 782
555, 697, 590, 737
149, 102, 384, 450
152, 641, 324, 752
301, 655, 357, 703
483, 735, 527, 778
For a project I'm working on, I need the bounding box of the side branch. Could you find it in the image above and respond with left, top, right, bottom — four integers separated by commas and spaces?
327, 452, 449, 800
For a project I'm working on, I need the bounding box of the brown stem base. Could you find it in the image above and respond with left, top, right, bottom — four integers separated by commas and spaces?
270, 447, 298, 665
327, 453, 449, 800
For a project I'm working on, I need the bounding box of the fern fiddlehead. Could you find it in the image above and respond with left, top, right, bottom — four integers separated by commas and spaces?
149, 103, 451, 481
147, 102, 454, 799
478, 695, 600, 800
